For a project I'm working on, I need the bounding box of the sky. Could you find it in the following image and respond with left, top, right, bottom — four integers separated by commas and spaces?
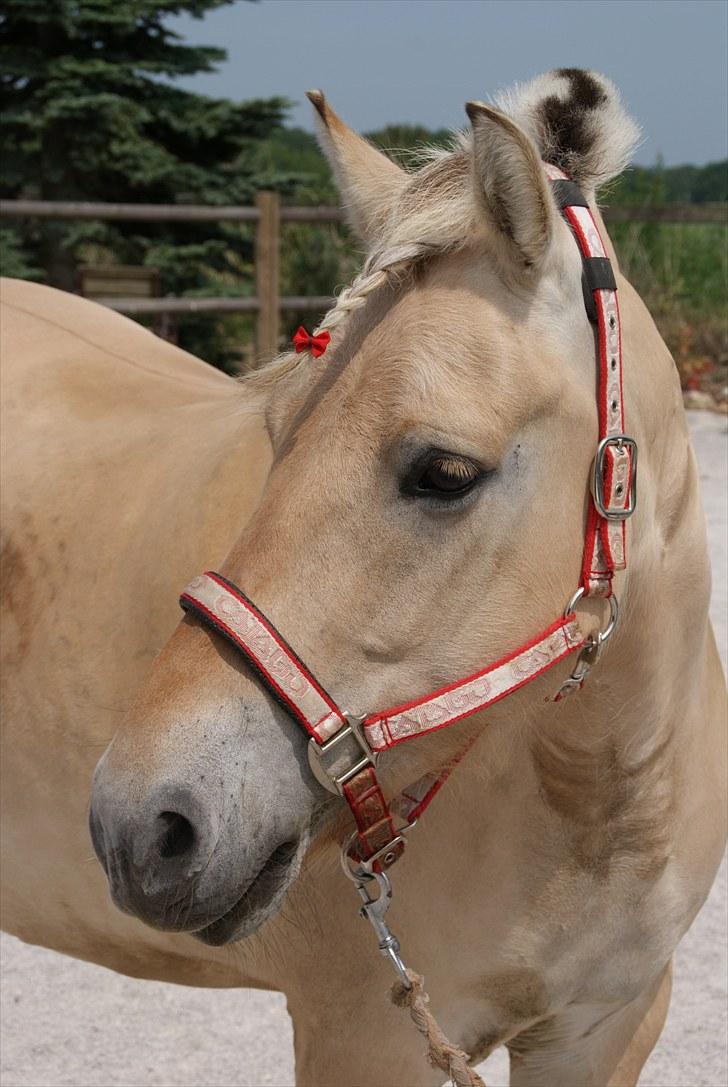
166, 0, 728, 167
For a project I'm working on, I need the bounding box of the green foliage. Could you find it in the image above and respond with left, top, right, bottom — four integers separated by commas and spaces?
0, 0, 290, 368
610, 158, 728, 204
254, 127, 335, 199
613, 222, 726, 311
612, 221, 727, 391
607, 161, 727, 390
0, 227, 42, 279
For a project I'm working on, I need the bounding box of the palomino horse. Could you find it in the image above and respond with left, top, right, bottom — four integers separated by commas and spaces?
1, 69, 725, 1086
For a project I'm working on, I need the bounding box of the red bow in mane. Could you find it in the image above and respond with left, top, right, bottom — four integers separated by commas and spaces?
292, 326, 331, 358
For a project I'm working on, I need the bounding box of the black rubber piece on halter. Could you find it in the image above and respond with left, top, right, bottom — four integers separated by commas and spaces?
580, 257, 617, 323
582, 256, 617, 294
549, 177, 617, 325
551, 179, 589, 209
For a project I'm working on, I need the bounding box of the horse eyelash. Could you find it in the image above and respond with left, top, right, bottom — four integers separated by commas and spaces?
428, 455, 479, 483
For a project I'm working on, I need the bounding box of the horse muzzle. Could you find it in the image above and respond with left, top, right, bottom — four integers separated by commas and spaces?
88, 698, 317, 942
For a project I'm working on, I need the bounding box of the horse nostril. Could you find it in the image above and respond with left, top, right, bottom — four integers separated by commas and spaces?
157, 811, 196, 860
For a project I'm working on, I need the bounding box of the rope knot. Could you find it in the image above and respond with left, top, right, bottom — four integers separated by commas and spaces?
391, 969, 426, 1009
390, 969, 486, 1087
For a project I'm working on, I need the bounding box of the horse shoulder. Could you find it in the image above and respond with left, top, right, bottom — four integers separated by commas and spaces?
0, 280, 270, 981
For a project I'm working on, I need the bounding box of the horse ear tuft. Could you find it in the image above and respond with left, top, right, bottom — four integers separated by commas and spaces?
466, 101, 554, 272
494, 69, 640, 194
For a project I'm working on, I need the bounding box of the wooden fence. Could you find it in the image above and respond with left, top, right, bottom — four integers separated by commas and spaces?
1, 194, 726, 361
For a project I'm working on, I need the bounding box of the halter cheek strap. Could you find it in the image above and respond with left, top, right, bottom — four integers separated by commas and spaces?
547, 165, 636, 598
179, 169, 637, 876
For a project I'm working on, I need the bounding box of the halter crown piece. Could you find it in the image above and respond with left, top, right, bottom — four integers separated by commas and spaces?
180, 170, 637, 1002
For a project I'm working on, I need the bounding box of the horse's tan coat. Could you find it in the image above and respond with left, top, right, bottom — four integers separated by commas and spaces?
2, 73, 726, 1087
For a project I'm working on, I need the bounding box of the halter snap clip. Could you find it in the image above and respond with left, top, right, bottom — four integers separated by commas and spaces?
347, 867, 412, 989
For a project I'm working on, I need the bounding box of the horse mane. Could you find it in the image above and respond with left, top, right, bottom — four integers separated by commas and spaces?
244, 69, 639, 391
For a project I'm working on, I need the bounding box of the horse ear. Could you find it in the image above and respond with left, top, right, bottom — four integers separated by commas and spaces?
306, 90, 407, 244
465, 101, 554, 271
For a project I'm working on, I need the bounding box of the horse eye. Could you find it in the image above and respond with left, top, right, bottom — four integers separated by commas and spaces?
413, 454, 481, 498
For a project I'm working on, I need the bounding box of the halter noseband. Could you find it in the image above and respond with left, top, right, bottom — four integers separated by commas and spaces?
179, 167, 637, 984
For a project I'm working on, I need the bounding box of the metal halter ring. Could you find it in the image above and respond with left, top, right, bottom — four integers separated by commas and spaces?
554, 589, 619, 699
340, 819, 418, 883
565, 586, 619, 647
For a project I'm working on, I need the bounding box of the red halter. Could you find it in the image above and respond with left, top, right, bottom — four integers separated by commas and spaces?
180, 169, 636, 879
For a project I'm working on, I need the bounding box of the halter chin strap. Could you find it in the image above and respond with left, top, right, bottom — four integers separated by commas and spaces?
179, 169, 636, 875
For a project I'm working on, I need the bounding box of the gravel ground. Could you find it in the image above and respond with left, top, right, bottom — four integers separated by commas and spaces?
2, 411, 726, 1087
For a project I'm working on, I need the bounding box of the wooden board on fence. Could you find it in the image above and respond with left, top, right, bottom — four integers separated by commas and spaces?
78, 265, 160, 299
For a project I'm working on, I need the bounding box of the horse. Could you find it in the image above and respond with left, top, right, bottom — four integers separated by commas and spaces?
1, 69, 725, 1086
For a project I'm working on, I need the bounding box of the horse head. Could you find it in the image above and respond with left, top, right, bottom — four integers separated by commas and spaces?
90, 70, 648, 946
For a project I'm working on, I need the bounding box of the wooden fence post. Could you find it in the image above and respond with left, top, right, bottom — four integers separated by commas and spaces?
255, 191, 280, 363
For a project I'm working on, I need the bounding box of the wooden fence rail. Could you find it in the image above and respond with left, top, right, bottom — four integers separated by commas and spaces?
1, 194, 725, 362
99, 295, 334, 316
0, 199, 347, 223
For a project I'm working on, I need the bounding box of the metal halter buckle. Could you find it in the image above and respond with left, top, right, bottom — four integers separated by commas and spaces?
307, 713, 377, 796
591, 435, 638, 521
556, 588, 620, 698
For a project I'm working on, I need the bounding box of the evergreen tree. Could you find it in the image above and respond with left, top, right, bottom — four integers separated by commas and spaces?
0, 0, 290, 367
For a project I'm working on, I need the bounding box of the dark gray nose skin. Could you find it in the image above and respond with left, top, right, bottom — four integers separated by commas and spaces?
88, 697, 321, 937
89, 785, 223, 930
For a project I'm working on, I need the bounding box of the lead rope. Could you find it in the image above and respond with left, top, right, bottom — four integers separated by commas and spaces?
347, 869, 486, 1085
391, 970, 487, 1087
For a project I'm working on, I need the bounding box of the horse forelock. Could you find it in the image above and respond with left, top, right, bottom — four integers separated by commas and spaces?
244, 69, 638, 395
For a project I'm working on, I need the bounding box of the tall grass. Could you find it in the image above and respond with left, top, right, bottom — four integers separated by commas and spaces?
611, 222, 727, 397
